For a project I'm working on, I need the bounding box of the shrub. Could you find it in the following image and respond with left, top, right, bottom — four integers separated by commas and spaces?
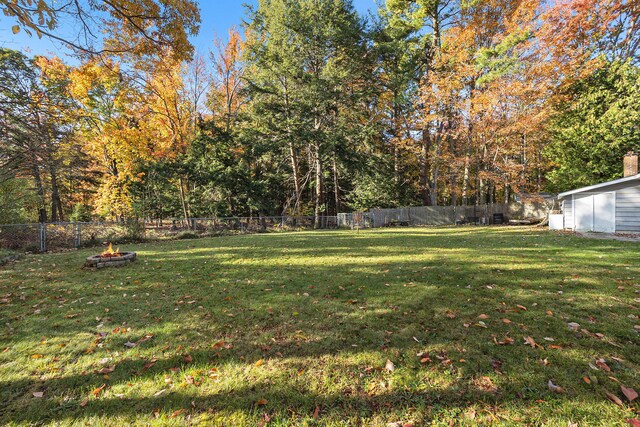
176, 231, 199, 240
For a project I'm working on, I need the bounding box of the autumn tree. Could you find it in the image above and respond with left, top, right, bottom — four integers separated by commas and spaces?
0, 49, 81, 222
2, 0, 200, 61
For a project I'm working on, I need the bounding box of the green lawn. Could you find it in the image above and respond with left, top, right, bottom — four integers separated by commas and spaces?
0, 227, 638, 426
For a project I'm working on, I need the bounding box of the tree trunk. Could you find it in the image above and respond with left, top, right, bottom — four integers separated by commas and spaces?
288, 140, 302, 214
31, 158, 47, 223
178, 176, 190, 228
430, 131, 441, 206
332, 154, 339, 215
314, 143, 323, 228
419, 129, 431, 205
462, 144, 471, 206
49, 163, 63, 222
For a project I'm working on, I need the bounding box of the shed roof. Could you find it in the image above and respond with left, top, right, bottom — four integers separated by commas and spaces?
558, 174, 640, 198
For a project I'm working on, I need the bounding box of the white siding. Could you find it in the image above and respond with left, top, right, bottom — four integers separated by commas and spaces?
616, 184, 640, 232
563, 197, 574, 229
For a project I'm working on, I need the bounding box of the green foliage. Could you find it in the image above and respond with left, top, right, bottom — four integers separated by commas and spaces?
123, 220, 146, 241
476, 29, 532, 86
175, 231, 199, 239
545, 60, 640, 192
68, 203, 94, 222
0, 178, 36, 223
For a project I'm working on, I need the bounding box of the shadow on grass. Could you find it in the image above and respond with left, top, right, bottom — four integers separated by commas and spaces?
0, 227, 638, 424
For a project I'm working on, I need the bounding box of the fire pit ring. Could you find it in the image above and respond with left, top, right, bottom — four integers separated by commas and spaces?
85, 251, 137, 269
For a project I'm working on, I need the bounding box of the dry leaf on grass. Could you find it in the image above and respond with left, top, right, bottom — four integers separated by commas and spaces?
385, 359, 395, 372
621, 386, 638, 402
524, 336, 537, 349
32, 391, 44, 398
256, 398, 268, 406
97, 365, 115, 374
548, 380, 564, 393
595, 359, 611, 372
605, 391, 624, 407
91, 384, 106, 396
170, 408, 186, 418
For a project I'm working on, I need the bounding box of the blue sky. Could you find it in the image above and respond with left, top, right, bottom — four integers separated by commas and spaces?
0, 0, 379, 60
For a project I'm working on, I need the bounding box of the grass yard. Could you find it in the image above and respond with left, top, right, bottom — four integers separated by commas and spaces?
0, 227, 639, 426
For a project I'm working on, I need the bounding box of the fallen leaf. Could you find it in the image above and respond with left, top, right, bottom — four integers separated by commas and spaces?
524, 336, 537, 349
97, 365, 115, 374
493, 336, 514, 345
548, 380, 564, 393
478, 314, 490, 319
605, 391, 623, 407
142, 358, 157, 371
32, 391, 44, 398
255, 359, 264, 367
621, 386, 638, 402
385, 359, 395, 372
256, 398, 268, 406
583, 376, 591, 384
91, 384, 106, 396
502, 318, 511, 324
80, 398, 89, 407
212, 340, 225, 349
313, 405, 319, 419
183, 354, 193, 363
123, 341, 136, 348
595, 359, 611, 372
627, 419, 640, 427
31, 354, 43, 359
516, 304, 527, 311
137, 334, 153, 344
567, 322, 580, 331
171, 408, 186, 418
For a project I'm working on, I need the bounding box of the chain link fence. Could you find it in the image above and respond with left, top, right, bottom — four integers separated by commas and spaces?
0, 216, 338, 252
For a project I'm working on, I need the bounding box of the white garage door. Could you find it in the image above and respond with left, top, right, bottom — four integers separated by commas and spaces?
573, 193, 615, 233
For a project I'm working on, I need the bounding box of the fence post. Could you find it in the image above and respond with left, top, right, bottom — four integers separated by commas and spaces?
73, 223, 78, 248
38, 223, 47, 252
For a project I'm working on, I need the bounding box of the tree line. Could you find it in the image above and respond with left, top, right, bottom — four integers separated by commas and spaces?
1, 0, 638, 224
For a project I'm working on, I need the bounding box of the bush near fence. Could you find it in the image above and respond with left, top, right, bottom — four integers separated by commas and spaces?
0, 216, 338, 253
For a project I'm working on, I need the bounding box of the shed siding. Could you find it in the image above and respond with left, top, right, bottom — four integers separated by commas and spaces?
564, 197, 574, 229
616, 184, 640, 232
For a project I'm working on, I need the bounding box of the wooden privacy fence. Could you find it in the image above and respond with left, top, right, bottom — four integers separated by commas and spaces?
342, 202, 551, 228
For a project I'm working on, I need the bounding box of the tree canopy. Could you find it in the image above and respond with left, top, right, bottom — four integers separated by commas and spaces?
1, 0, 638, 223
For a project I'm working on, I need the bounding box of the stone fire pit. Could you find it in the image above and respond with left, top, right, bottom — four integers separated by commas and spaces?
85, 244, 137, 269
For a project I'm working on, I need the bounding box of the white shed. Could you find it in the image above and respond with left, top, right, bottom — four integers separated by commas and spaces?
557, 173, 640, 233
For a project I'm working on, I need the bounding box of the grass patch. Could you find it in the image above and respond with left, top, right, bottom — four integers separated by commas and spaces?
0, 227, 638, 426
